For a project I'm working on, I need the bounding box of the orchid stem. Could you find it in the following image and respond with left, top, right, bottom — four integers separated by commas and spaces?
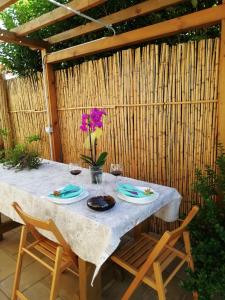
94, 139, 97, 163
88, 124, 94, 165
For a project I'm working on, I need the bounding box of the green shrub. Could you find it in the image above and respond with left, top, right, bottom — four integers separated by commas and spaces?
1, 133, 42, 170
182, 147, 225, 300
0, 128, 8, 162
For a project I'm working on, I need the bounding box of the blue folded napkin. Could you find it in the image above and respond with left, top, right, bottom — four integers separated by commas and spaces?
117, 184, 150, 198
49, 184, 83, 199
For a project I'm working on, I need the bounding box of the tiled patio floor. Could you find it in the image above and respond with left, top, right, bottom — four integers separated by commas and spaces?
0, 220, 193, 300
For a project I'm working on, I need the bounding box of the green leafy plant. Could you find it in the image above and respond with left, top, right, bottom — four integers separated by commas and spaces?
80, 152, 108, 168
0, 128, 8, 138
0, 149, 5, 161
3, 134, 42, 170
0, 128, 8, 162
182, 146, 225, 300
25, 134, 41, 144
191, 0, 198, 8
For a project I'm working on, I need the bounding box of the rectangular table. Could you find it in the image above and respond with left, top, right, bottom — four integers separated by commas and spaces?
0, 160, 181, 299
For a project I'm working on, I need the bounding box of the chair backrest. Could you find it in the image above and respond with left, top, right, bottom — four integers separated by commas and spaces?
168, 205, 199, 246
12, 202, 72, 255
142, 206, 199, 270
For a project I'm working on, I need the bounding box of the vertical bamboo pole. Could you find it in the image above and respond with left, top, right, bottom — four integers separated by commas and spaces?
41, 49, 61, 161
0, 74, 13, 149
218, 4, 225, 147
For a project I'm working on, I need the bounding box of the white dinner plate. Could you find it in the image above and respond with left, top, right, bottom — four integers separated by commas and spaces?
45, 190, 89, 205
117, 186, 159, 204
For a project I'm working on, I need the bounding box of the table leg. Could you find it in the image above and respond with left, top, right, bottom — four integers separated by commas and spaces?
78, 257, 101, 300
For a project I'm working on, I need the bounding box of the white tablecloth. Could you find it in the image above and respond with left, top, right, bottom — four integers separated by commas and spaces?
0, 160, 181, 281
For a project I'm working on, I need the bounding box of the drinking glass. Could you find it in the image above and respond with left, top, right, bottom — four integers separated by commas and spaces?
110, 163, 123, 186
68, 163, 82, 176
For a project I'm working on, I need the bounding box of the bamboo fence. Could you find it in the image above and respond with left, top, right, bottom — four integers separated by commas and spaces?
0, 38, 220, 231
5, 74, 49, 158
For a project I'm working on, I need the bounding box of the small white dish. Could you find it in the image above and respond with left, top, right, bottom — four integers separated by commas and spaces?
117, 186, 159, 204
45, 190, 89, 205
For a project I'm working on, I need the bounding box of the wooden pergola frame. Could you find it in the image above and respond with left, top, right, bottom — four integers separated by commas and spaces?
0, 1, 225, 299
0, 0, 225, 163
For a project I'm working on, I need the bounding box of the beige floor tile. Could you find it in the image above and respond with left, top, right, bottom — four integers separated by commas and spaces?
176, 265, 189, 281
12, 252, 35, 268
166, 276, 193, 300
23, 281, 61, 300
0, 260, 50, 298
163, 258, 188, 281
0, 231, 20, 256
41, 270, 79, 300
102, 275, 155, 300
1, 230, 41, 268
0, 249, 16, 281
12, 246, 44, 269
0, 288, 9, 300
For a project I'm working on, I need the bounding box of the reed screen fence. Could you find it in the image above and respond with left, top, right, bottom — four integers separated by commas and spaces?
0, 38, 219, 231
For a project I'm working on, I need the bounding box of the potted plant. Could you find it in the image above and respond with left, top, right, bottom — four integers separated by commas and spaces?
80, 108, 108, 184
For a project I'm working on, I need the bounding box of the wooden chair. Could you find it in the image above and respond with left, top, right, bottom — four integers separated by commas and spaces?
111, 205, 199, 300
11, 202, 79, 300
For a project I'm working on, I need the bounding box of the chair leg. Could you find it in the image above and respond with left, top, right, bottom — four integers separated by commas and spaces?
183, 232, 198, 300
183, 232, 194, 270
50, 246, 63, 300
12, 226, 28, 300
153, 262, 166, 300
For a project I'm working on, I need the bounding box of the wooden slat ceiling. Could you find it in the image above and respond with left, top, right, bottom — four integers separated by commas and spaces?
1, 0, 224, 64
45, 0, 183, 44
0, 0, 17, 12
46, 3, 225, 63
11, 0, 106, 36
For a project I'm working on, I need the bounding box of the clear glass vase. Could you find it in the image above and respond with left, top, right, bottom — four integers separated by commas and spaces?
90, 166, 103, 184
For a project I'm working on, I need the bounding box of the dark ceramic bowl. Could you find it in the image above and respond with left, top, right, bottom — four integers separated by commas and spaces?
87, 195, 116, 211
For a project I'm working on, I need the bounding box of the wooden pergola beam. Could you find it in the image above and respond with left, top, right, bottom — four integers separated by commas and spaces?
11, 0, 106, 36
0, 0, 17, 11
46, 0, 184, 44
46, 3, 225, 63
0, 29, 48, 50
